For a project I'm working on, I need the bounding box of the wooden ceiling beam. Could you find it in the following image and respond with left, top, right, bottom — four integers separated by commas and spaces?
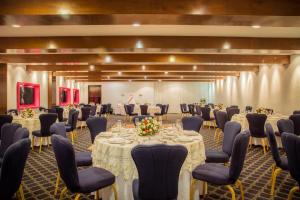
1, 36, 300, 50
0, 54, 289, 64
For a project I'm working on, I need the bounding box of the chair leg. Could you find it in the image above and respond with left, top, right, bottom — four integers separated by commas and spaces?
47, 136, 50, 147
71, 131, 74, 144
39, 137, 43, 153
74, 194, 81, 200
95, 190, 100, 200
270, 164, 276, 186
202, 181, 207, 199
54, 171, 60, 196
217, 131, 222, 144
214, 128, 219, 140
190, 179, 196, 200
261, 138, 266, 154
248, 136, 252, 148
225, 185, 236, 200
288, 186, 299, 200
59, 187, 68, 200
112, 184, 118, 200
17, 184, 25, 200
271, 167, 282, 196
236, 180, 244, 200
31, 136, 34, 150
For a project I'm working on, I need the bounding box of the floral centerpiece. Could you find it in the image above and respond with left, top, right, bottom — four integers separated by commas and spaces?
215, 103, 224, 110
138, 118, 160, 136
21, 108, 34, 118
256, 107, 268, 115
199, 98, 206, 106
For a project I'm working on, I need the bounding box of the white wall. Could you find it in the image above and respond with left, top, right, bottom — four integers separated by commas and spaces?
211, 55, 300, 115
7, 64, 49, 109
80, 82, 211, 113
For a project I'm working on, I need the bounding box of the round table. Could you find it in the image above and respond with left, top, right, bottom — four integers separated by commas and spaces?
92, 127, 206, 200
231, 113, 288, 147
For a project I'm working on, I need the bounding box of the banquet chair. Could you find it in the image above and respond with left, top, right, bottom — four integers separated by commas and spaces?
90, 105, 97, 117
293, 110, 300, 115
65, 111, 79, 144
265, 123, 289, 197
107, 103, 112, 114
206, 121, 241, 164
165, 104, 169, 119
132, 115, 152, 126
154, 104, 166, 120
54, 107, 64, 122
6, 109, 18, 116
50, 123, 92, 196
195, 105, 202, 116
99, 104, 108, 117
277, 119, 294, 136
246, 113, 268, 154
214, 111, 228, 143
0, 114, 13, 138
51, 135, 117, 200
32, 113, 57, 153
39, 106, 46, 112
200, 107, 215, 130
245, 106, 253, 113
78, 107, 91, 130
191, 131, 250, 200
281, 133, 300, 200
289, 114, 300, 136
131, 144, 187, 200
125, 104, 138, 121
46, 108, 57, 113
188, 104, 196, 116
182, 116, 203, 132
227, 107, 240, 121
140, 105, 149, 115
0, 138, 31, 200
180, 103, 189, 116
86, 117, 107, 144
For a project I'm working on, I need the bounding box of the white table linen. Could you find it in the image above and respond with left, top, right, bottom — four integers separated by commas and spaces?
92, 127, 206, 200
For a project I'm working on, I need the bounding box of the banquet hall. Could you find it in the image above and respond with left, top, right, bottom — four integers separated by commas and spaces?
1, 1, 300, 200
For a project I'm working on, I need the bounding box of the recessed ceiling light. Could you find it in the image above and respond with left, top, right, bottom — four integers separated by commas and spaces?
158, 79, 162, 82
129, 79, 132, 82
169, 55, 176, 63
180, 76, 184, 79
12, 24, 21, 28
164, 71, 168, 75
58, 8, 71, 15
132, 22, 140, 27
104, 55, 112, 63
47, 43, 57, 49
193, 65, 197, 70
135, 40, 143, 49
118, 71, 122, 76
89, 65, 95, 71
222, 42, 231, 49
252, 25, 261, 29
107, 76, 110, 79
142, 65, 146, 70
144, 76, 147, 80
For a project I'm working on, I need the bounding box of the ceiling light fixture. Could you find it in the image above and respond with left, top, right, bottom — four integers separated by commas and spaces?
180, 76, 184, 79
118, 71, 122, 76
164, 71, 168, 75
252, 25, 261, 29
12, 24, 21, 28
193, 65, 197, 70
135, 40, 144, 49
47, 43, 57, 50
222, 42, 231, 49
158, 79, 162, 82
89, 65, 95, 71
58, 8, 72, 15
169, 55, 176, 63
129, 79, 132, 82
142, 65, 146, 70
104, 55, 112, 63
107, 76, 110, 79
132, 22, 140, 27
144, 76, 147, 80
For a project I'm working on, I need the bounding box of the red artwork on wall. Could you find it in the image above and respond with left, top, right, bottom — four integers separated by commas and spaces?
59, 87, 71, 106
17, 82, 40, 110
73, 89, 80, 105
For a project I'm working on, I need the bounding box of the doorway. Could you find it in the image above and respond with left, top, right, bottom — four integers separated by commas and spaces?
88, 85, 101, 104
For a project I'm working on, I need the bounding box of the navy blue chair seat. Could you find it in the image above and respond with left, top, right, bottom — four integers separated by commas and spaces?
205, 150, 229, 163
193, 163, 230, 185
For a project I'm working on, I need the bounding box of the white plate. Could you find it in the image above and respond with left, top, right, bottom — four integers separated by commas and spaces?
99, 132, 113, 138
106, 137, 127, 144
175, 137, 193, 143
183, 131, 199, 136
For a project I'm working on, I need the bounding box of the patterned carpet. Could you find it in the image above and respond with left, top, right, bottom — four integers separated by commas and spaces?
19, 114, 300, 200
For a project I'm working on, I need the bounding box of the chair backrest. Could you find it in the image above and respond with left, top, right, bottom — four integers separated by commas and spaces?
70, 111, 79, 131
131, 144, 188, 200
281, 132, 300, 185
265, 123, 282, 167
180, 104, 187, 112
90, 105, 97, 116
229, 131, 250, 182
293, 110, 300, 115
222, 121, 241, 156
200, 107, 211, 120
140, 105, 148, 115
6, 109, 18, 116
160, 105, 167, 115
188, 104, 195, 115
86, 117, 107, 143
277, 119, 294, 135
46, 108, 57, 114
39, 113, 58, 136
245, 106, 252, 113
230, 105, 239, 109
0, 123, 22, 157
50, 122, 67, 138
51, 135, 80, 193
182, 116, 203, 132
289, 114, 300, 136
246, 113, 267, 138
125, 104, 135, 115
54, 107, 64, 122
13, 127, 29, 143
0, 138, 31, 200
227, 108, 240, 121
195, 105, 202, 115
0, 114, 13, 136
132, 115, 152, 126
216, 111, 228, 131
67, 109, 76, 125
81, 107, 91, 121
213, 110, 219, 127
165, 104, 169, 114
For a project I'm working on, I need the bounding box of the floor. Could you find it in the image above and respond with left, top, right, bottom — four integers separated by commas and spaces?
20, 114, 300, 200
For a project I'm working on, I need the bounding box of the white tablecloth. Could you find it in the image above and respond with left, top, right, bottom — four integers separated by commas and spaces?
92, 127, 206, 200
231, 113, 288, 147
